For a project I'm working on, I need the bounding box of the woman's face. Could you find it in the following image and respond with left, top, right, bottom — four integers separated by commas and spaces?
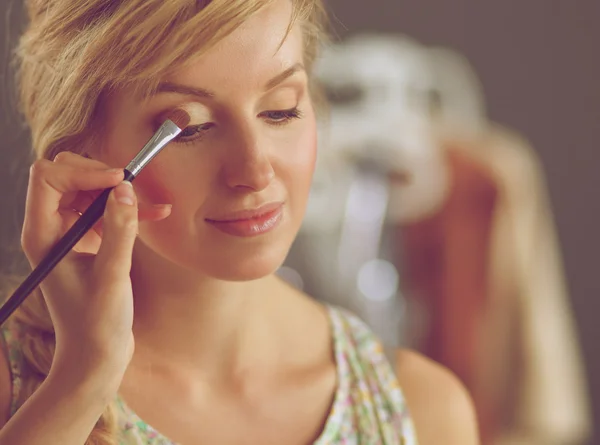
98, 0, 317, 281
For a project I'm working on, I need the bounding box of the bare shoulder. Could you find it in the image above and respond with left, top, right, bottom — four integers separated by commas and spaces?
395, 349, 479, 445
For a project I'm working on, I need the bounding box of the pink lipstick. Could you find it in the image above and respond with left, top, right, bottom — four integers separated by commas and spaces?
205, 202, 283, 237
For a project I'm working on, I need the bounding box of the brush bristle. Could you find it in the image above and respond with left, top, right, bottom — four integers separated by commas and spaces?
168, 108, 191, 129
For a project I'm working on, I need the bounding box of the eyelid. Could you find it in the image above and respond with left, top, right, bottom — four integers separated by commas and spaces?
172, 122, 214, 145
186, 104, 212, 126
258, 82, 305, 107
154, 102, 212, 129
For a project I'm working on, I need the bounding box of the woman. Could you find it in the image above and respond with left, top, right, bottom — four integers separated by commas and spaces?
0, 0, 479, 443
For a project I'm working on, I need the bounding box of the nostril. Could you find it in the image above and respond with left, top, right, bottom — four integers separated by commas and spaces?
227, 158, 275, 192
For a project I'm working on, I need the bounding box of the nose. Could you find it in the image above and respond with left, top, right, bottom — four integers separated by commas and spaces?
221, 124, 275, 192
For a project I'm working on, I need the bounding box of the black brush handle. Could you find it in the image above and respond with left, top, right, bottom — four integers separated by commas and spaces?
0, 169, 135, 326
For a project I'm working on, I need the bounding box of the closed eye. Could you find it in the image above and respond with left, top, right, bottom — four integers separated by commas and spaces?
260, 107, 303, 126
170, 107, 302, 146
172, 122, 215, 144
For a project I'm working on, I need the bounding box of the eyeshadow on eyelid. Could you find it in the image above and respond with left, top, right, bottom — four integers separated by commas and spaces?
179, 103, 212, 125
152, 103, 211, 128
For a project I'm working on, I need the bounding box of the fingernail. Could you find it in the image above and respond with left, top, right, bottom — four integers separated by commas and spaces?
114, 181, 136, 206
107, 168, 123, 174
152, 204, 172, 209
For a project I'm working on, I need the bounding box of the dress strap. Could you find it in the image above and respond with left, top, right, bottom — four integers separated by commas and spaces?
0, 322, 25, 417
383, 343, 397, 372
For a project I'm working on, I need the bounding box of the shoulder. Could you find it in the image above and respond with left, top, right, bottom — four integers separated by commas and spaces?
395, 349, 479, 445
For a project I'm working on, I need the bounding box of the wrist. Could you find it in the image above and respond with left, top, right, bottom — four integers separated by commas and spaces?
44, 368, 119, 411
54, 334, 132, 371
0, 360, 124, 445
49, 349, 128, 397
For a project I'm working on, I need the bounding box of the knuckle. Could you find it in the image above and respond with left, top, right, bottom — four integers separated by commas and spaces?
105, 205, 138, 232
29, 159, 53, 181
20, 230, 36, 259
52, 151, 74, 163
120, 215, 138, 234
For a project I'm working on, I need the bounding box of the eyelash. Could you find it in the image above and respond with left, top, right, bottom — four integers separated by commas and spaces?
172, 107, 303, 145
260, 107, 303, 126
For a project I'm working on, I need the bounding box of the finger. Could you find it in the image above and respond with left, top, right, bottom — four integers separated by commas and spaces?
53, 151, 115, 170
21, 160, 124, 263
62, 197, 170, 254
63, 192, 108, 241
60, 187, 108, 213
90, 205, 172, 238
138, 204, 172, 222
67, 191, 97, 215
57, 208, 103, 255
70, 193, 171, 224
94, 181, 138, 283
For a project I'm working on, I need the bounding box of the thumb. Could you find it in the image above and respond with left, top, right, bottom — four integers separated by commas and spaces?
94, 181, 138, 281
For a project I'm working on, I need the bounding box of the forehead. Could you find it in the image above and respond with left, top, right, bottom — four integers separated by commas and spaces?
166, 0, 305, 93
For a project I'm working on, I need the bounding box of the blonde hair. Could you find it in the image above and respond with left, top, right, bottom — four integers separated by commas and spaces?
9, 0, 328, 443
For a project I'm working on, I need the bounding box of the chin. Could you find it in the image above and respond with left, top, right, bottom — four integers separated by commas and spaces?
192, 242, 291, 281
137, 230, 294, 282
137, 208, 304, 282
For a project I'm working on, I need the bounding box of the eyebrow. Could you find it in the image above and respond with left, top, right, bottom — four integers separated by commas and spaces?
154, 62, 305, 100
265, 62, 305, 90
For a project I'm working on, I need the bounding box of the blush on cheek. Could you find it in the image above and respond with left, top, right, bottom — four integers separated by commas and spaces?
294, 123, 318, 174
307, 130, 318, 170
133, 164, 175, 205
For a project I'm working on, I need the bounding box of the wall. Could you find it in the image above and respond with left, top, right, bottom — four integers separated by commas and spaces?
323, 1, 600, 441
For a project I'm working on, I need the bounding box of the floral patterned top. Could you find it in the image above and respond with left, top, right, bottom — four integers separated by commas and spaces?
0, 306, 417, 444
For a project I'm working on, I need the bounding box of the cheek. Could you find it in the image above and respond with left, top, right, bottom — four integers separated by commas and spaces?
132, 153, 216, 209
283, 119, 318, 180
133, 164, 176, 205
305, 128, 318, 172
97, 122, 175, 204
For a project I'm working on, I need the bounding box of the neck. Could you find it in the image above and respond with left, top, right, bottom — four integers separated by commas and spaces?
128, 240, 287, 381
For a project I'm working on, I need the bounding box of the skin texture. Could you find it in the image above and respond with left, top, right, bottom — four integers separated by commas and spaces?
100, 9, 317, 282
0, 1, 479, 444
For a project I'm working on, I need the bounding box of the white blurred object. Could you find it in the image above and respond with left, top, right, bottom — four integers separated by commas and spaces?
275, 266, 304, 291
310, 34, 450, 226
425, 46, 488, 137
358, 259, 400, 302
287, 34, 453, 347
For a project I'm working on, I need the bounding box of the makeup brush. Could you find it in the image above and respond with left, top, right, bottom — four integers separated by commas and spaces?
0, 107, 193, 326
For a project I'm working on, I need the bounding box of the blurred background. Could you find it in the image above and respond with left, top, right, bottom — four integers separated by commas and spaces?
1, 0, 600, 444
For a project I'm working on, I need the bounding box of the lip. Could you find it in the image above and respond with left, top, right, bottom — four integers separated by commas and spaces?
206, 202, 284, 222
205, 202, 284, 237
